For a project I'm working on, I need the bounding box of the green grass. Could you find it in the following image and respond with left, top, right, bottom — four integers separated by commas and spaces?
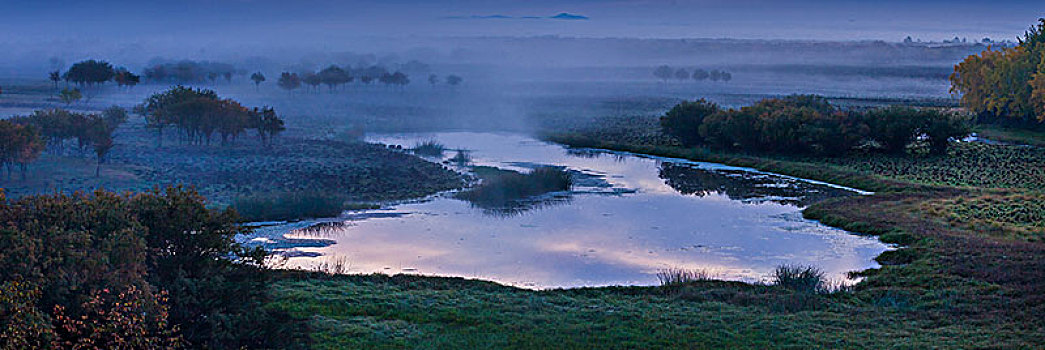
267, 271, 1040, 349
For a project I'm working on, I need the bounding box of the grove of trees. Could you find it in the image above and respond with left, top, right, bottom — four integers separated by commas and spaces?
951, 18, 1045, 128
5, 107, 127, 177
660, 95, 970, 156
139, 86, 285, 146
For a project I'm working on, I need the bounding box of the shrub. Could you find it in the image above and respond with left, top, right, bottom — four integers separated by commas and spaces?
922, 110, 972, 154
660, 99, 720, 146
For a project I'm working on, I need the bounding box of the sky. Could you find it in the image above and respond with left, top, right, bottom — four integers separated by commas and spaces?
2, 0, 1042, 42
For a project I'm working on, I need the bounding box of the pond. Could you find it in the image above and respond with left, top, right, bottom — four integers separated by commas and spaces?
251, 132, 890, 289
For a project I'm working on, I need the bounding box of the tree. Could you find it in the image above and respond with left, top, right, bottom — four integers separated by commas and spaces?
428, 74, 439, 86
674, 68, 689, 81
445, 74, 463, 86
277, 72, 301, 93
86, 116, 114, 176
250, 72, 266, 90
692, 69, 709, 81
58, 88, 81, 105
318, 65, 351, 92
951, 18, 1045, 126
113, 68, 140, 89
62, 60, 115, 88
302, 72, 321, 92
721, 71, 733, 82
660, 99, 720, 146
48, 70, 61, 91
653, 65, 673, 82
709, 70, 723, 81
0, 121, 45, 180
101, 105, 128, 133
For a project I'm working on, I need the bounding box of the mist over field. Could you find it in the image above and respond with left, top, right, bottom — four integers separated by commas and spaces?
2, 1, 1045, 348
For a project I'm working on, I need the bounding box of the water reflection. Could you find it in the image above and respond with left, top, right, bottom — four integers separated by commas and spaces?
254, 132, 890, 289
657, 162, 853, 207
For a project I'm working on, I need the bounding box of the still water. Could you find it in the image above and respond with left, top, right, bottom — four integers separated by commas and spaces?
254, 132, 890, 289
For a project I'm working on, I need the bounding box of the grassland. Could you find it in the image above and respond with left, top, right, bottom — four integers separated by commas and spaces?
266, 111, 1044, 348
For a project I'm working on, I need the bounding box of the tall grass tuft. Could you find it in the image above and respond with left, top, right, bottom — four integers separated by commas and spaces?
412, 140, 446, 157
772, 265, 827, 294
448, 150, 472, 166
656, 268, 710, 286
232, 192, 348, 222
455, 167, 573, 204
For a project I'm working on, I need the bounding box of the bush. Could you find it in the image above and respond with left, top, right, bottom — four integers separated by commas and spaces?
660, 99, 719, 146
0, 187, 305, 349
862, 106, 926, 154
922, 110, 972, 154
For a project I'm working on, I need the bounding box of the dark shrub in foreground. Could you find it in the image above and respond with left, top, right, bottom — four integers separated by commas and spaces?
0, 187, 305, 349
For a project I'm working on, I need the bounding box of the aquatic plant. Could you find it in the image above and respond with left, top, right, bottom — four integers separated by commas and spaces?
412, 140, 446, 157
232, 191, 349, 222
455, 167, 573, 206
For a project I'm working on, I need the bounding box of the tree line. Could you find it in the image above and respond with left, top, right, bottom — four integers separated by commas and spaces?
0, 187, 302, 349
654, 65, 732, 83
143, 60, 239, 84
950, 18, 1045, 128
660, 95, 970, 156
138, 86, 285, 146
272, 65, 413, 92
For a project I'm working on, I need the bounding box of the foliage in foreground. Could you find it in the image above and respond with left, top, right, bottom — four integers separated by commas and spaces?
0, 187, 305, 349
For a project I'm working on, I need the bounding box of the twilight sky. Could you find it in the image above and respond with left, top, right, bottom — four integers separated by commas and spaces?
2, 0, 1042, 43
